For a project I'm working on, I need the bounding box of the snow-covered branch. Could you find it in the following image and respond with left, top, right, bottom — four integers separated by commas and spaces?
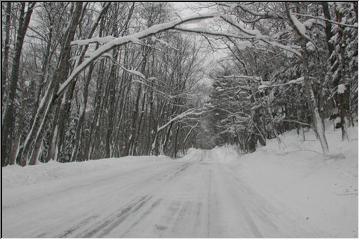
71, 36, 116, 46
157, 109, 205, 132
288, 12, 313, 43
222, 75, 261, 81
117, 64, 146, 79
220, 15, 302, 57
236, 4, 284, 20
258, 77, 304, 89
152, 36, 179, 51
293, 13, 358, 29
183, 122, 199, 144
174, 27, 252, 40
281, 119, 311, 126
56, 14, 216, 97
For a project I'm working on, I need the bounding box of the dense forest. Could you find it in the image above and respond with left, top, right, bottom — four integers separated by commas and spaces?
1, 2, 358, 167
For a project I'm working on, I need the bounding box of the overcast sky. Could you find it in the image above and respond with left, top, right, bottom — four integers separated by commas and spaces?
171, 2, 228, 87
172, 2, 212, 17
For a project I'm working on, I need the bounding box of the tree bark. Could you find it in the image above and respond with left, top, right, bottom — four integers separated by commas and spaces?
1, 2, 11, 107
17, 2, 82, 165
2, 2, 35, 166
286, 3, 329, 153
321, 2, 335, 54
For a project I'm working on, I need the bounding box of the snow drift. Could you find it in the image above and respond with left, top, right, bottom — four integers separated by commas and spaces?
215, 125, 358, 237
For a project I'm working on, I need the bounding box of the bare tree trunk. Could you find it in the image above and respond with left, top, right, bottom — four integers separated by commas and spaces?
57, 3, 111, 161
1, 2, 11, 107
286, 3, 329, 153
105, 60, 117, 157
44, 3, 83, 163
321, 2, 335, 54
133, 91, 147, 155
303, 46, 329, 153
84, 61, 105, 160
163, 121, 174, 154
126, 49, 148, 156
127, 84, 142, 155
173, 124, 180, 158
71, 63, 94, 162
17, 2, 83, 165
2, 2, 35, 166
45, 95, 63, 162
33, 27, 53, 124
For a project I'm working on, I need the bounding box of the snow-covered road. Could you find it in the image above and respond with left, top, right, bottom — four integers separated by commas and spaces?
3, 150, 329, 238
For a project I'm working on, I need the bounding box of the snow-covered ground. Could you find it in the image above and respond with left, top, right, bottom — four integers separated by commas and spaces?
2, 126, 357, 237
215, 125, 358, 237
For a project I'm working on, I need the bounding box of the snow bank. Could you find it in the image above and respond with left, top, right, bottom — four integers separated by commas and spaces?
217, 125, 358, 237
2, 155, 170, 189
180, 148, 206, 161
209, 145, 241, 163
2, 147, 208, 190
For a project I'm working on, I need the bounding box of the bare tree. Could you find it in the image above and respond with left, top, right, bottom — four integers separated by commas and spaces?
2, 2, 35, 166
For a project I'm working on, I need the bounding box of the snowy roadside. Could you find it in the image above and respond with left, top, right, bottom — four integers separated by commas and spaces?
2, 147, 205, 190
2, 150, 204, 208
213, 125, 358, 237
2, 155, 170, 188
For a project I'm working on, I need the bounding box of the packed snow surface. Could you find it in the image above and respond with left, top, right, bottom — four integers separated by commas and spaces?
2, 126, 357, 237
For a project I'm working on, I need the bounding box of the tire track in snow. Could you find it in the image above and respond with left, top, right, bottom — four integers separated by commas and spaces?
155, 200, 182, 236
75, 162, 196, 237
207, 169, 212, 237
216, 162, 325, 237
56, 215, 98, 237
3, 160, 183, 210
120, 198, 163, 237
153, 200, 204, 237
79, 195, 152, 237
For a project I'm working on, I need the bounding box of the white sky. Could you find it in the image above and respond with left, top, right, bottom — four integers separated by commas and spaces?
171, 2, 218, 29
172, 2, 212, 17
171, 2, 228, 88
